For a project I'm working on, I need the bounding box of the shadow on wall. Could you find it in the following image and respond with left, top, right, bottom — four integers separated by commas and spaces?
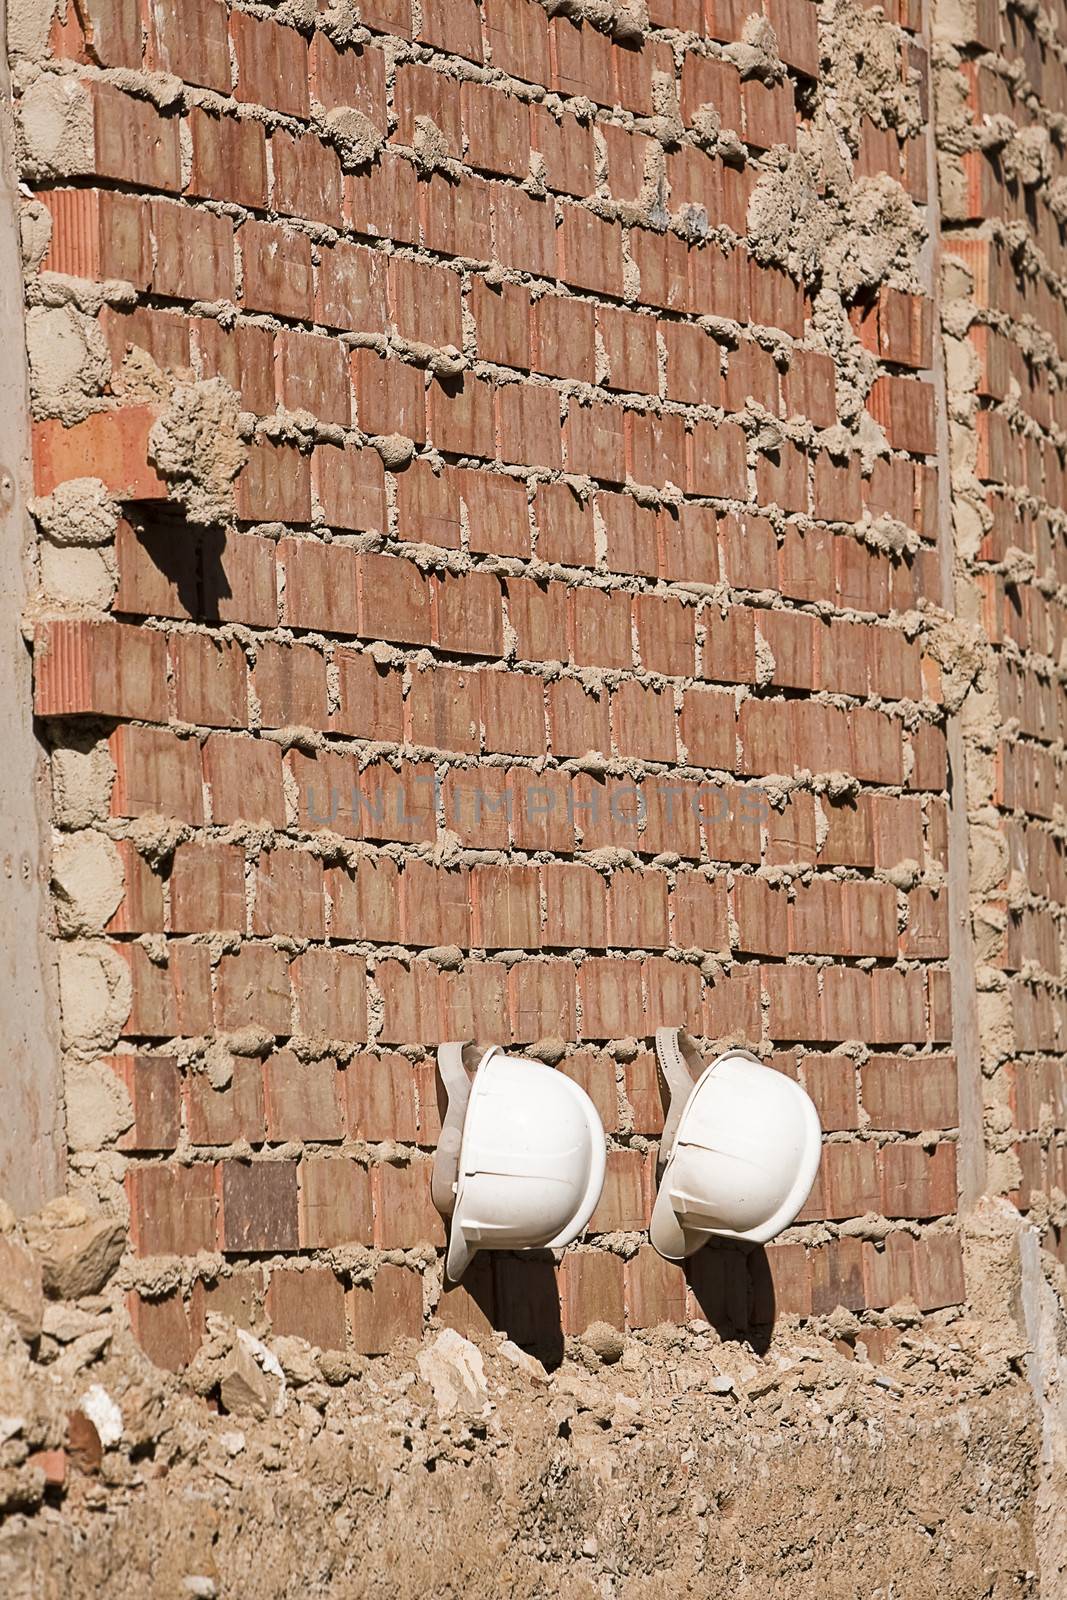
440, 1245, 775, 1370
124, 511, 233, 618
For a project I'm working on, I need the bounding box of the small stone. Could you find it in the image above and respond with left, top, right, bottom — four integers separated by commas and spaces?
0, 1234, 44, 1343
24, 1200, 124, 1300
42, 1303, 101, 1343
582, 1321, 625, 1364
218, 1345, 274, 1420
79, 1385, 122, 1448
417, 1328, 490, 1418
27, 1448, 67, 1489
498, 1340, 550, 1386
66, 1410, 102, 1474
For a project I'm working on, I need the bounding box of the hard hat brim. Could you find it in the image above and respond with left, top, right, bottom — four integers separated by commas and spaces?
445, 1219, 477, 1284
649, 1156, 707, 1260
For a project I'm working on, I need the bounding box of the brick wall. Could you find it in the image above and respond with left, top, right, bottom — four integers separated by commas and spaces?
938, 0, 1067, 1270
15, 0, 1027, 1366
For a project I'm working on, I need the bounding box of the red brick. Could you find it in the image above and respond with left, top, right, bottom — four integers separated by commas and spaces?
41, 187, 151, 287
215, 945, 292, 1034
309, 35, 386, 123
110, 726, 203, 822
817, 1142, 879, 1218
232, 11, 309, 117
580, 956, 645, 1039
203, 733, 286, 827
387, 256, 463, 349
253, 640, 328, 730
343, 1052, 417, 1141
879, 1142, 958, 1219
348, 1265, 423, 1353
911, 1231, 965, 1310
801, 1054, 859, 1132
170, 842, 246, 934
612, 679, 676, 761
127, 1291, 197, 1372
419, 169, 492, 260
149, 199, 234, 303
275, 329, 350, 427
197, 319, 275, 416
280, 538, 359, 634
480, 670, 544, 756
32, 406, 165, 500
359, 552, 433, 646
332, 650, 404, 740
566, 397, 625, 482
672, 874, 728, 952
235, 444, 313, 534
556, 206, 624, 298
435, 571, 504, 657
241, 219, 313, 319
536, 482, 595, 566
687, 418, 748, 498
292, 950, 368, 1042
626, 1243, 688, 1327
809, 1237, 865, 1313
146, 0, 230, 92
861, 1054, 958, 1131
761, 1241, 813, 1318
266, 1266, 346, 1349
170, 633, 247, 729
419, 0, 482, 57
352, 347, 426, 440
254, 850, 325, 939
508, 959, 577, 1041
462, 81, 530, 179
547, 677, 609, 757
299, 1156, 373, 1247
373, 1160, 445, 1248
571, 587, 631, 669
472, 278, 531, 369
868, 375, 937, 456
263, 1051, 343, 1143
437, 1257, 497, 1338
186, 1059, 265, 1146
530, 106, 595, 196
600, 493, 659, 577
471, 864, 541, 948
127, 1163, 216, 1255
485, 0, 551, 82
34, 618, 166, 722
346, 152, 420, 244
109, 1056, 181, 1152
217, 1160, 299, 1253
107, 843, 163, 934
88, 80, 182, 190
315, 241, 387, 335
460, 467, 531, 557
659, 505, 721, 585
590, 1148, 649, 1233
558, 1250, 625, 1332
272, 130, 344, 228
189, 107, 267, 209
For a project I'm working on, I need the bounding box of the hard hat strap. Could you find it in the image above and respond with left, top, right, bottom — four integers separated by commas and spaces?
654, 1027, 702, 1180
431, 1041, 484, 1219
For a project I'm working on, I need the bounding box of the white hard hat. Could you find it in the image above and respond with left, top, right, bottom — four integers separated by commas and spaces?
444, 1047, 606, 1283
650, 1030, 822, 1260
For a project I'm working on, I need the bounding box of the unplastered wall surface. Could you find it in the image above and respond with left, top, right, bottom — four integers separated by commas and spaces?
10, 0, 981, 1365
935, 0, 1067, 1270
